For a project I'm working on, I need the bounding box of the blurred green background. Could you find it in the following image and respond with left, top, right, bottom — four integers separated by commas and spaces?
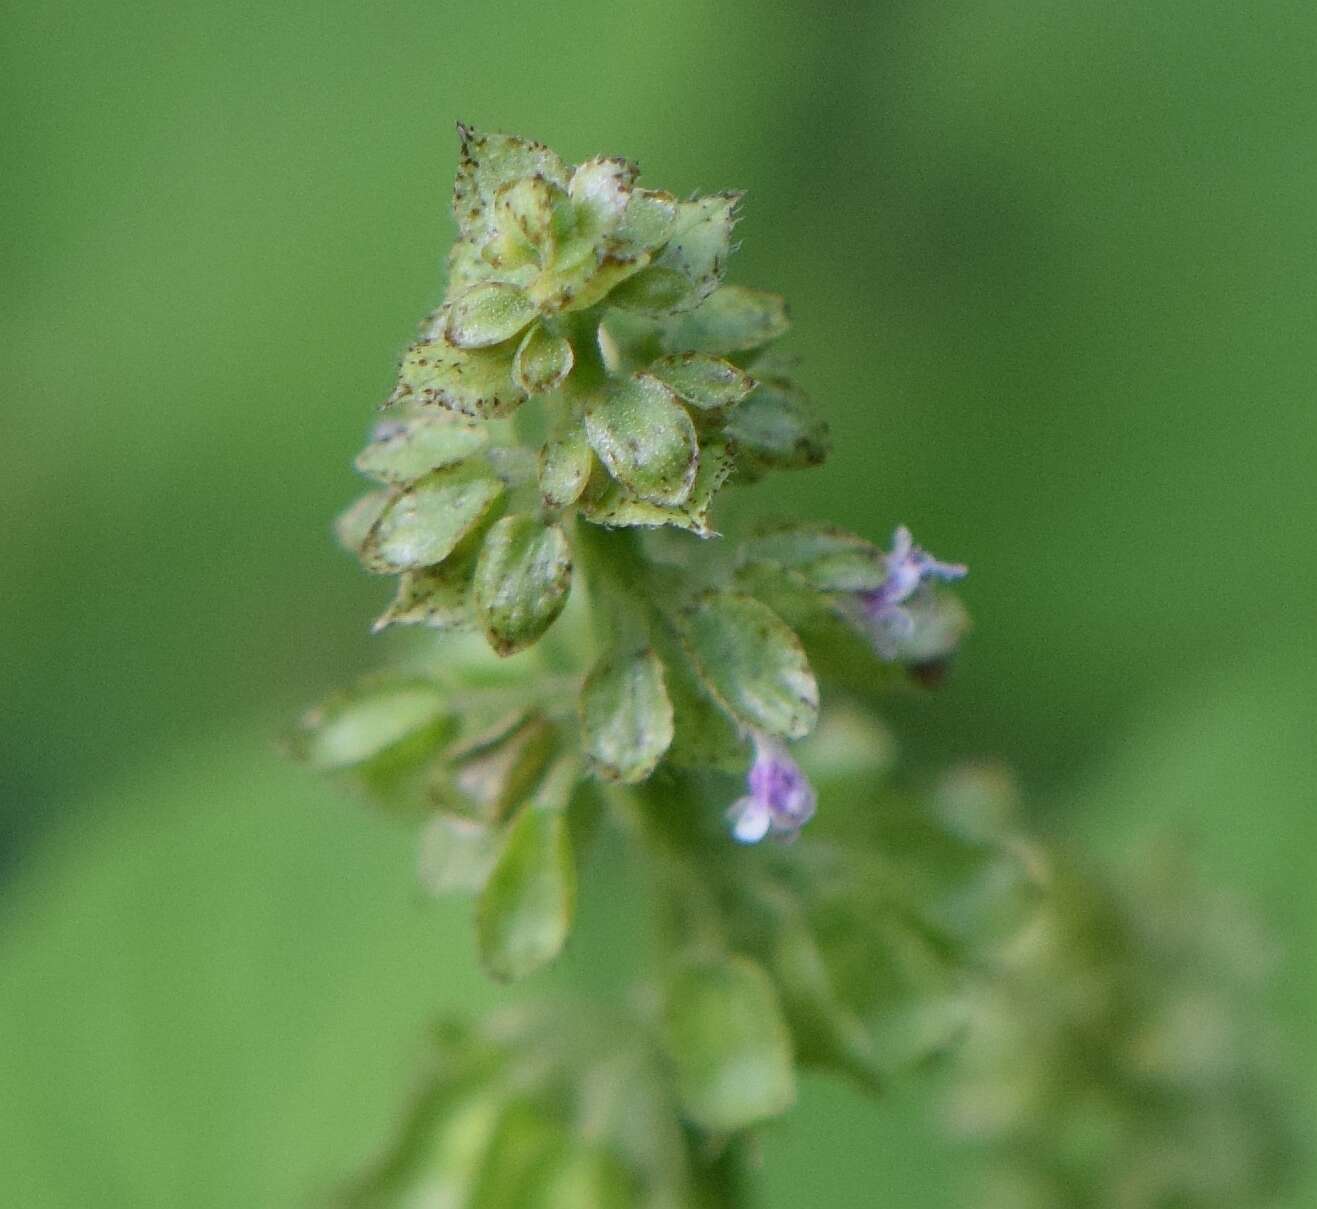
2, 0, 1313, 1205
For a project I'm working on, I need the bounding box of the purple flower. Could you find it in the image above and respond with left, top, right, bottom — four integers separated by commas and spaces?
859, 526, 967, 661
727, 732, 817, 844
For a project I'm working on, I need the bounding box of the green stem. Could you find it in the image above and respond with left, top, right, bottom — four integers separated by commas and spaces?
700, 1139, 752, 1209
604, 781, 727, 959
572, 519, 728, 960
563, 306, 609, 393
572, 519, 654, 651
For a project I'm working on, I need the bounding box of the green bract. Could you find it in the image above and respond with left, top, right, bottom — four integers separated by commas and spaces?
354, 415, 489, 483
683, 592, 819, 740
584, 374, 699, 507
648, 352, 755, 413
473, 513, 572, 655
579, 647, 674, 783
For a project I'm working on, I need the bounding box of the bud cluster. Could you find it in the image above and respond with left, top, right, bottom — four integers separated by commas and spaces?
336, 124, 832, 662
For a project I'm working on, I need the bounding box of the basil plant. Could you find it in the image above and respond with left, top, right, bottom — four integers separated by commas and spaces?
294, 126, 1294, 1209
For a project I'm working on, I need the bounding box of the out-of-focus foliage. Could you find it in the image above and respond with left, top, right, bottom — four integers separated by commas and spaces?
948, 845, 1298, 1209
753, 653, 1315, 1209
2, 697, 1303, 1208
0, 732, 497, 1209
339, 1006, 713, 1209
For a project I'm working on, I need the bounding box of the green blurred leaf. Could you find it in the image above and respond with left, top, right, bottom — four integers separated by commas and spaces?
339, 1007, 697, 1209
799, 707, 897, 781
528, 754, 580, 815
446, 282, 538, 349
291, 679, 450, 772
647, 353, 755, 412
476, 805, 576, 982
683, 592, 819, 739
664, 285, 789, 354
344, 1084, 505, 1209
584, 374, 698, 506
765, 897, 882, 1091
932, 763, 1020, 846
539, 1146, 637, 1209
727, 382, 829, 474
355, 417, 489, 485
0, 729, 498, 1209
469, 1100, 569, 1206
804, 870, 968, 1075
473, 514, 572, 656
419, 814, 501, 896
579, 647, 674, 783
443, 713, 557, 826
662, 955, 796, 1133
290, 677, 458, 813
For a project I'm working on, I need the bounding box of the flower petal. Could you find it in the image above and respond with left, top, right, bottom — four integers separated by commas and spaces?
728, 796, 772, 844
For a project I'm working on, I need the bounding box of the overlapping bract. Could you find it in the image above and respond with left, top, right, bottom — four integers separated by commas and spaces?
298, 508, 974, 978
306, 128, 970, 1033
335, 126, 829, 666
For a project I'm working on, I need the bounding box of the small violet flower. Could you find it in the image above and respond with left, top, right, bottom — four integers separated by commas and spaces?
859, 526, 967, 661
727, 732, 817, 844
